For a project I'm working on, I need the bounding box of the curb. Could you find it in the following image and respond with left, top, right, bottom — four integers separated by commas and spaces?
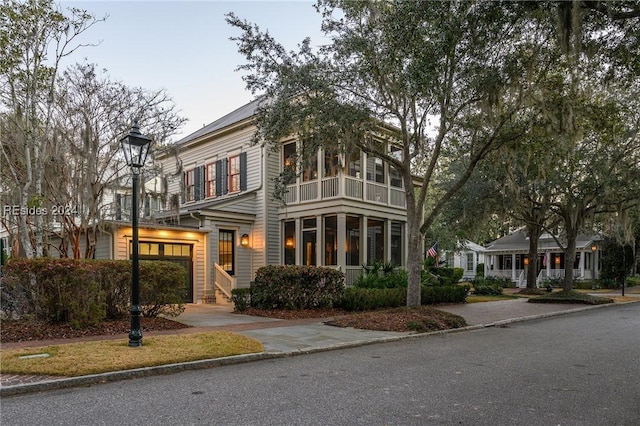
2, 300, 637, 397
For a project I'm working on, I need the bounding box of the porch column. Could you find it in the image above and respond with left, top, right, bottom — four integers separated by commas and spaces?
316, 215, 322, 266
295, 217, 302, 266
337, 213, 346, 271
579, 250, 585, 279
511, 253, 516, 282
545, 252, 550, 276
361, 214, 368, 265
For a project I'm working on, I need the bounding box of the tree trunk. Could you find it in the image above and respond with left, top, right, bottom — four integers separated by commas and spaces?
405, 189, 424, 307
563, 230, 578, 291
527, 224, 543, 289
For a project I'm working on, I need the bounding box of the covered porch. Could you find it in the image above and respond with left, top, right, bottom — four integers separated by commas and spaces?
484, 230, 601, 287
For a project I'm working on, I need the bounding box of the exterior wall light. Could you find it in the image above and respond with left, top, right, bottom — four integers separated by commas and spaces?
241, 233, 250, 247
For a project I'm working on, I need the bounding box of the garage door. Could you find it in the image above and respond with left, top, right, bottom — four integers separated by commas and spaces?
131, 241, 194, 303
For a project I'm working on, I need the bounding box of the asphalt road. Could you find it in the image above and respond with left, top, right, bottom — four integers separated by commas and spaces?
1, 303, 638, 425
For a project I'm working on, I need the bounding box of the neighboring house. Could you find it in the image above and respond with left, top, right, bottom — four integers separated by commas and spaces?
153, 97, 409, 303
484, 228, 601, 287
443, 241, 486, 280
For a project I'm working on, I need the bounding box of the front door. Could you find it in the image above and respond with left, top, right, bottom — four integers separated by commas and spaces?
219, 230, 235, 275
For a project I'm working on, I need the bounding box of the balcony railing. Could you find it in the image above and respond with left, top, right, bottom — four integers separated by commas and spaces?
284, 175, 405, 208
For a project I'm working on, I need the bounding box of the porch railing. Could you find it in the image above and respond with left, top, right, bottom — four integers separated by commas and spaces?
213, 263, 235, 301
283, 176, 405, 208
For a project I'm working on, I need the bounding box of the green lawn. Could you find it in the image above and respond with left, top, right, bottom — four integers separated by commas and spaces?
0, 332, 263, 377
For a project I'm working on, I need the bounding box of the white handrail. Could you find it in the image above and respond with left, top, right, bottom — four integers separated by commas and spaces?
213, 263, 235, 300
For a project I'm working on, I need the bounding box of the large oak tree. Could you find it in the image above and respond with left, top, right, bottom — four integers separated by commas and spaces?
227, 0, 550, 305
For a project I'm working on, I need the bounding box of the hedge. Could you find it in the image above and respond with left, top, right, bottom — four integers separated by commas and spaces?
1, 258, 186, 327
250, 265, 344, 310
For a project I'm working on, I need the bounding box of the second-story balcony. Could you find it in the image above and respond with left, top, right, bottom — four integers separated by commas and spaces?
284, 175, 406, 208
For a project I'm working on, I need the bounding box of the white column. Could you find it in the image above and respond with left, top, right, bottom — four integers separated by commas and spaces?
337, 213, 346, 271
511, 253, 516, 281
295, 217, 301, 265
361, 215, 368, 265
316, 215, 322, 266
385, 220, 392, 263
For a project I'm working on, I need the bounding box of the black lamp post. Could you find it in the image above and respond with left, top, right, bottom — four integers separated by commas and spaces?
120, 121, 152, 347
591, 244, 597, 290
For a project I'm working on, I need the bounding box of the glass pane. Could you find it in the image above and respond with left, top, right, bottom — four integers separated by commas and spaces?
284, 221, 296, 265
390, 222, 402, 266
346, 215, 360, 266
367, 219, 384, 263
303, 230, 316, 266
324, 216, 337, 265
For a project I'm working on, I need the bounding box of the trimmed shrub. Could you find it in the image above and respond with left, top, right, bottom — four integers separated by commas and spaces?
472, 284, 503, 295
2, 258, 107, 326
479, 275, 513, 288
251, 265, 344, 310
421, 284, 468, 304
339, 287, 406, 311
1, 258, 186, 326
231, 288, 251, 312
139, 261, 187, 318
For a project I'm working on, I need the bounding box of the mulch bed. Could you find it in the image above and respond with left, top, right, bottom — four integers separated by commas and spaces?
0, 317, 190, 344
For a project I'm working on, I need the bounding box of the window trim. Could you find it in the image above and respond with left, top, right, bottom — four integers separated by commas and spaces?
206, 161, 216, 198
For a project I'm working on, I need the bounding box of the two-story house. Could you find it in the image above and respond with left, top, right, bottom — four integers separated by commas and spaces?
155, 97, 409, 304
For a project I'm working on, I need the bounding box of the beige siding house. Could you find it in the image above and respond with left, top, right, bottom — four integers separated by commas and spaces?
153, 98, 409, 303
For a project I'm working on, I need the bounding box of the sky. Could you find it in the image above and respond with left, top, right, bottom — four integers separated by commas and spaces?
59, 1, 328, 142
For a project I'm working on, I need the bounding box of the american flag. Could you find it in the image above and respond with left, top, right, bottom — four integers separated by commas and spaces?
427, 243, 438, 258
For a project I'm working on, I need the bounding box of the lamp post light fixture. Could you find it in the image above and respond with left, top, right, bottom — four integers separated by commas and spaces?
120, 121, 152, 347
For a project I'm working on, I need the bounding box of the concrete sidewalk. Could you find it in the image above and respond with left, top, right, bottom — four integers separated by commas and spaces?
2, 293, 638, 396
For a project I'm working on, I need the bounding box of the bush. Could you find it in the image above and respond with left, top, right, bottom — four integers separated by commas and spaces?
355, 261, 407, 289
421, 265, 463, 286
139, 261, 187, 318
251, 265, 344, 310
571, 280, 597, 290
626, 276, 640, 287
472, 276, 512, 294
421, 284, 468, 304
1, 258, 186, 326
476, 263, 485, 277
1, 258, 108, 327
339, 287, 406, 311
231, 288, 251, 312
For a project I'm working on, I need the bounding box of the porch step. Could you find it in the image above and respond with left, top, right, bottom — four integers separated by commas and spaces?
215, 288, 233, 306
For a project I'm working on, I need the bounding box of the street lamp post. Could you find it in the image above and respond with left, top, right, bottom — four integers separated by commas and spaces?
120, 121, 152, 347
591, 244, 597, 290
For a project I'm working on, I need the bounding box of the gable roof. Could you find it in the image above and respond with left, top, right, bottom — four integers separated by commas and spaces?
485, 228, 600, 253
176, 97, 265, 145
